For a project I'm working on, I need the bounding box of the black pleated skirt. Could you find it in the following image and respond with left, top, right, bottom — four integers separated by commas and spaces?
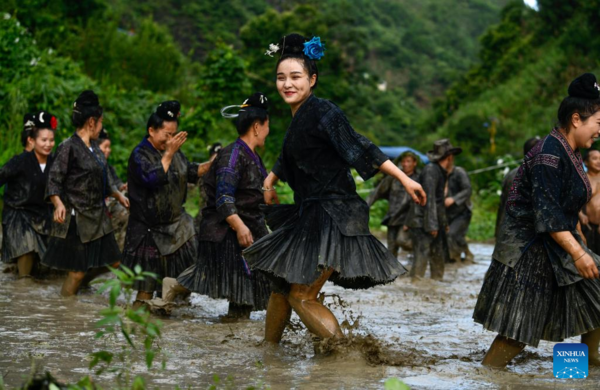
122, 234, 197, 293
1, 212, 47, 263
473, 240, 600, 347
243, 203, 407, 291
41, 218, 121, 272
177, 230, 271, 310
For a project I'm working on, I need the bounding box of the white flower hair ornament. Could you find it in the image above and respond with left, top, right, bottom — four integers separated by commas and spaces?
595, 82, 600, 92
264, 43, 280, 57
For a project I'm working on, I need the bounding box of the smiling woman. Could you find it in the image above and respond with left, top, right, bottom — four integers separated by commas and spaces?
0, 111, 57, 279
474, 73, 600, 368
243, 33, 426, 345
42, 90, 129, 297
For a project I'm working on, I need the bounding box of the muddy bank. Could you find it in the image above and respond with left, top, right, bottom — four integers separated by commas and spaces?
1, 244, 598, 389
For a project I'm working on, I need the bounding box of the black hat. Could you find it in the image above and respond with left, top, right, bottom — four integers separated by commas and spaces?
98, 127, 110, 140
568, 73, 600, 100
23, 112, 36, 131
74, 90, 100, 111
427, 139, 462, 162
32, 111, 58, 130
156, 100, 181, 120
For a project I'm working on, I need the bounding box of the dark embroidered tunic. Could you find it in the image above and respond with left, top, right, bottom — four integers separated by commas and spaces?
125, 137, 199, 256
446, 166, 472, 221
198, 138, 269, 242
1, 151, 54, 234
494, 129, 592, 286
406, 162, 448, 232
272, 95, 389, 236
495, 166, 519, 239
46, 133, 117, 243
368, 170, 419, 227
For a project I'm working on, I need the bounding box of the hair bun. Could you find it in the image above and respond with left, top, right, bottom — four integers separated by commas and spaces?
74, 90, 100, 108
23, 112, 36, 131
156, 100, 181, 120
568, 73, 600, 100
279, 33, 307, 56
243, 92, 269, 111
33, 111, 58, 130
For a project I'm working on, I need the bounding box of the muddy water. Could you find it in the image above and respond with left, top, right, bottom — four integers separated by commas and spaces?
1, 244, 599, 389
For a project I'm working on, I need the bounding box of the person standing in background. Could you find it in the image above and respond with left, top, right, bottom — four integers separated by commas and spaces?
445, 163, 474, 263
368, 151, 420, 257
406, 139, 458, 280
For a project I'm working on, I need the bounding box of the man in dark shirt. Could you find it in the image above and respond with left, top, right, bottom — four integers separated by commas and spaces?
368, 151, 420, 257
407, 139, 460, 280
445, 164, 473, 263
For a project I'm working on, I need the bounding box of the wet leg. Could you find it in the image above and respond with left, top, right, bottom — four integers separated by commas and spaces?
17, 253, 35, 278
482, 335, 526, 368
288, 268, 344, 340
582, 328, 600, 366
162, 277, 190, 302
264, 292, 292, 344
410, 229, 430, 279
61, 271, 86, 297
430, 232, 447, 280
80, 261, 119, 287
387, 226, 400, 258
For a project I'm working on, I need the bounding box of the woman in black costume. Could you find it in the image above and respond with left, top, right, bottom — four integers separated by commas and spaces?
243, 34, 426, 342
473, 73, 600, 367
42, 90, 129, 296
1, 111, 57, 277
175, 92, 272, 319
123, 101, 211, 305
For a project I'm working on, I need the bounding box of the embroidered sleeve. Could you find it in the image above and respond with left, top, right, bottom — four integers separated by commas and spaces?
530, 154, 571, 232
216, 148, 241, 220
320, 105, 389, 180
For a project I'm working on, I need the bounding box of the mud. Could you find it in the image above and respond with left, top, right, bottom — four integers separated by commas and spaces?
1, 244, 599, 389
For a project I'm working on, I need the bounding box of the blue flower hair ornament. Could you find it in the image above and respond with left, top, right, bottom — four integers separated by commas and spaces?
303, 36, 325, 60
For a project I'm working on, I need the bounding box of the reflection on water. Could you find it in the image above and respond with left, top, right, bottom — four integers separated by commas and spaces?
1, 243, 598, 389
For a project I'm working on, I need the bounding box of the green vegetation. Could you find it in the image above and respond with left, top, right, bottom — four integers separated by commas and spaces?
3, 0, 599, 240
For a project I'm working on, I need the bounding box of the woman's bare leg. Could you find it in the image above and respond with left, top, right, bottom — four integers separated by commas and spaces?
482, 335, 526, 368
17, 253, 35, 278
264, 292, 292, 344
582, 328, 600, 366
288, 268, 344, 340
61, 271, 86, 297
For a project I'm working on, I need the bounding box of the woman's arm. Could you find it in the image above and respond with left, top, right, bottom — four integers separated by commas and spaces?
49, 195, 66, 224
263, 171, 280, 205
226, 214, 253, 247
550, 231, 599, 279
379, 160, 426, 206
